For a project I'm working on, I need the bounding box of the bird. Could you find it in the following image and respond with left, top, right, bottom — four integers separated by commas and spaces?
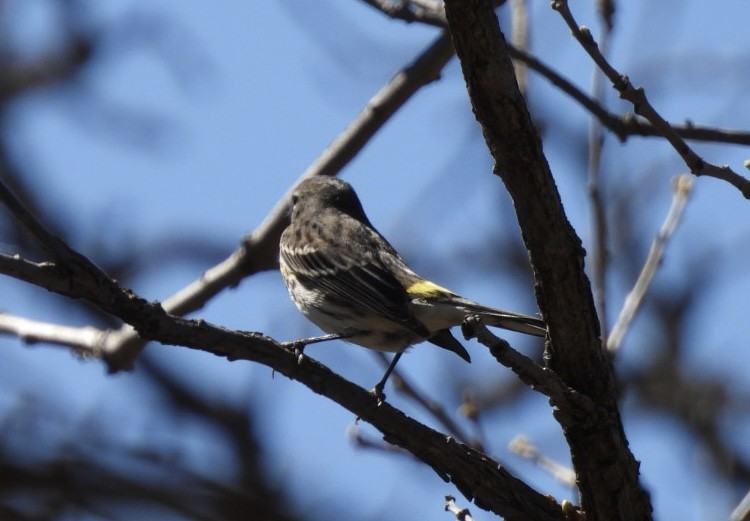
279, 176, 546, 400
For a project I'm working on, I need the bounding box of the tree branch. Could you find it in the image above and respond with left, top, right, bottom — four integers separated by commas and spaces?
461, 318, 593, 416
0, 312, 105, 355
0, 250, 564, 521
442, 1, 653, 519
607, 175, 694, 352
552, 0, 750, 198
363, 0, 750, 147
0, 140, 566, 520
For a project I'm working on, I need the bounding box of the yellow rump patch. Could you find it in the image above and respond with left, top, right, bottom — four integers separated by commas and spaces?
406, 279, 452, 299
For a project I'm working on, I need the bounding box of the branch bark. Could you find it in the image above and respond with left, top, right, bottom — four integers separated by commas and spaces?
0, 171, 564, 519
442, 1, 653, 520
552, 0, 750, 198
0, 253, 565, 521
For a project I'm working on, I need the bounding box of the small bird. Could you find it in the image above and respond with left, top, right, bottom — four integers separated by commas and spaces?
279, 176, 545, 399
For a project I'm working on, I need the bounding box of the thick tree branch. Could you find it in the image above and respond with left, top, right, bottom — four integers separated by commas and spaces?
442, 1, 652, 520
0, 252, 564, 521
0, 166, 566, 520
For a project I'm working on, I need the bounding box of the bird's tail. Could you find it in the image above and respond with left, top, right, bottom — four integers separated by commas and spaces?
458, 300, 546, 337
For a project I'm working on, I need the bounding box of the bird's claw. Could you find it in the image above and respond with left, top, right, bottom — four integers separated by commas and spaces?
281, 340, 307, 364
370, 384, 387, 406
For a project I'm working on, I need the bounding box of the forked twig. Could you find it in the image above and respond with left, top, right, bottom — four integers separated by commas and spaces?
552, 0, 750, 198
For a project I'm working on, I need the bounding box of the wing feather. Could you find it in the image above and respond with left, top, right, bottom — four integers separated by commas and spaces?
280, 213, 428, 337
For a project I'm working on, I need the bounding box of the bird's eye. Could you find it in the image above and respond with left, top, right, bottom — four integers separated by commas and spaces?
291, 194, 299, 206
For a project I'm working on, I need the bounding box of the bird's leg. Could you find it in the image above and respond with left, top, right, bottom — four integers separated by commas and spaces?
371, 352, 404, 405
282, 333, 344, 363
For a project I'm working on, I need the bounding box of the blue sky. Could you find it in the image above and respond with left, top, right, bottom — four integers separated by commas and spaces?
2, 1, 750, 520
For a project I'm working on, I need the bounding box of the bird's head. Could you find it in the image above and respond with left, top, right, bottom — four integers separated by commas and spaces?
290, 176, 371, 225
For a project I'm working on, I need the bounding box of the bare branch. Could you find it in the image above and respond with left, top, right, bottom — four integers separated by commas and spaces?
461, 319, 594, 418
374, 352, 478, 447
552, 0, 750, 198
359, 0, 446, 27
509, 436, 577, 487
587, 19, 614, 340
0, 255, 565, 521
0, 312, 105, 356
508, 46, 750, 146
731, 489, 750, 521
0, 176, 86, 264
365, 0, 750, 147
509, 0, 529, 95
607, 175, 694, 353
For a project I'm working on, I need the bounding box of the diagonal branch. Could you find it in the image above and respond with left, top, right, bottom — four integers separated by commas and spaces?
0, 176, 86, 264
0, 246, 564, 521
607, 175, 694, 352
552, 0, 750, 198
461, 318, 593, 416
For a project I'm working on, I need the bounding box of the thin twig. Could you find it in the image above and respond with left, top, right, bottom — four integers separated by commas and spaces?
374, 351, 478, 448
0, 312, 105, 356
507, 44, 750, 146
730, 488, 750, 521
365, 0, 750, 147
509, 0, 529, 95
587, 17, 613, 340
607, 175, 694, 352
509, 435, 576, 487
552, 0, 750, 198
461, 318, 593, 417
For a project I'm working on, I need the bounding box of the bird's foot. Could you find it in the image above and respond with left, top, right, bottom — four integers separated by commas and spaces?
280, 340, 308, 364
370, 382, 387, 406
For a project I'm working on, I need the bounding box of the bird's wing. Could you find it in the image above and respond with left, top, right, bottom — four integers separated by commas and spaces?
280, 216, 429, 337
